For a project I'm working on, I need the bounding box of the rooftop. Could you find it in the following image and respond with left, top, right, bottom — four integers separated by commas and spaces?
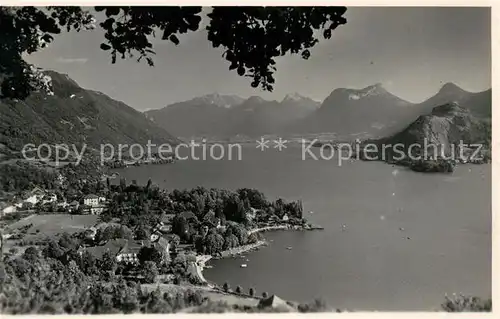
84, 238, 128, 259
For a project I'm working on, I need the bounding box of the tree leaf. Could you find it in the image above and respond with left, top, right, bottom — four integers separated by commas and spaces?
169, 34, 180, 45
100, 43, 111, 51
237, 66, 245, 76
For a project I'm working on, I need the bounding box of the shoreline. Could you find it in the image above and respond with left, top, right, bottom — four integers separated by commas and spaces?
248, 225, 287, 235
194, 255, 213, 287
249, 223, 324, 235
193, 223, 323, 286
218, 240, 268, 259
194, 240, 267, 287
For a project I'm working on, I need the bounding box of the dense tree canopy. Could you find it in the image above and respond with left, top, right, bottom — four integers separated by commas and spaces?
0, 6, 347, 99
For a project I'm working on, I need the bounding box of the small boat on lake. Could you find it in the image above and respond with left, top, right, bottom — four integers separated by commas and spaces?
240, 264, 248, 268
286, 247, 293, 250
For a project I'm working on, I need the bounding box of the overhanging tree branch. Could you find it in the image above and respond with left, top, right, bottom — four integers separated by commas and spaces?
0, 6, 347, 100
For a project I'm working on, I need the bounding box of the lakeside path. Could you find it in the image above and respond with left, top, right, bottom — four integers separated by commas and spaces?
195, 255, 214, 287
247, 225, 288, 235
219, 240, 267, 258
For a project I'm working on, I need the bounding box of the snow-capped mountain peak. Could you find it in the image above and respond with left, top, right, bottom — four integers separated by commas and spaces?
191, 93, 244, 108
348, 83, 387, 100
282, 92, 306, 103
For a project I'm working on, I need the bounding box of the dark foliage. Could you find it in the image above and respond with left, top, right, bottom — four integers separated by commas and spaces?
297, 298, 329, 312
102, 182, 304, 256
441, 295, 492, 312
235, 285, 242, 294
0, 249, 208, 313
0, 71, 179, 151
137, 245, 163, 265
0, 161, 57, 192
1, 6, 347, 99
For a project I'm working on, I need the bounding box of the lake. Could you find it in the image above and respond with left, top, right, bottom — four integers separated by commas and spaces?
116, 145, 491, 311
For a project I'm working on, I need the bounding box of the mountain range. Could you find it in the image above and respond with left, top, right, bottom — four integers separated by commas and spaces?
0, 69, 491, 156
146, 82, 491, 140
0, 71, 179, 154
288, 83, 414, 139
145, 93, 321, 139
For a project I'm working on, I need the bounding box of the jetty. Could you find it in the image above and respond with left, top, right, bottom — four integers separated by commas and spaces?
217, 240, 267, 258
247, 223, 323, 235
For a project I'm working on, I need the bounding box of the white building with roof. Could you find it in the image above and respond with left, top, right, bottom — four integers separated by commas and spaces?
83, 194, 99, 206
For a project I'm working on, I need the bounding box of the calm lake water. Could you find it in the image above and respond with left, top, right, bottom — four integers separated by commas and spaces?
116, 145, 491, 311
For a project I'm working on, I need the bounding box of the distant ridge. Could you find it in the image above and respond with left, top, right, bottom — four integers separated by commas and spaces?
145, 82, 491, 140
0, 70, 180, 152
287, 83, 414, 138
410, 83, 491, 119
146, 93, 320, 139
287, 82, 491, 139
371, 101, 491, 160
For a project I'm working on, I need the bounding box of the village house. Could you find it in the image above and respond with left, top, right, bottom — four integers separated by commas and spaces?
68, 200, 80, 212
152, 221, 172, 234
80, 238, 128, 260
22, 186, 46, 205
86, 205, 104, 215
116, 241, 140, 264
83, 194, 99, 207
80, 235, 171, 266
246, 208, 258, 221
42, 193, 57, 204
57, 199, 69, 209
82, 194, 105, 214
117, 236, 171, 265
14, 201, 24, 209
215, 218, 223, 229
202, 210, 225, 230
0, 203, 17, 216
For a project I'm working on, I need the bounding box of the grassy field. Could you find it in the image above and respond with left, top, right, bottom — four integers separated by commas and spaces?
5, 214, 99, 241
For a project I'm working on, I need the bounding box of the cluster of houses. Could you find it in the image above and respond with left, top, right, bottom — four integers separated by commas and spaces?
104, 154, 175, 169
81, 194, 107, 214
249, 207, 292, 226
0, 186, 108, 217
1, 186, 53, 216
78, 216, 177, 270
78, 234, 171, 267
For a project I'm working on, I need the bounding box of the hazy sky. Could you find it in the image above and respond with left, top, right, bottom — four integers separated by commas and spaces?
25, 7, 491, 111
